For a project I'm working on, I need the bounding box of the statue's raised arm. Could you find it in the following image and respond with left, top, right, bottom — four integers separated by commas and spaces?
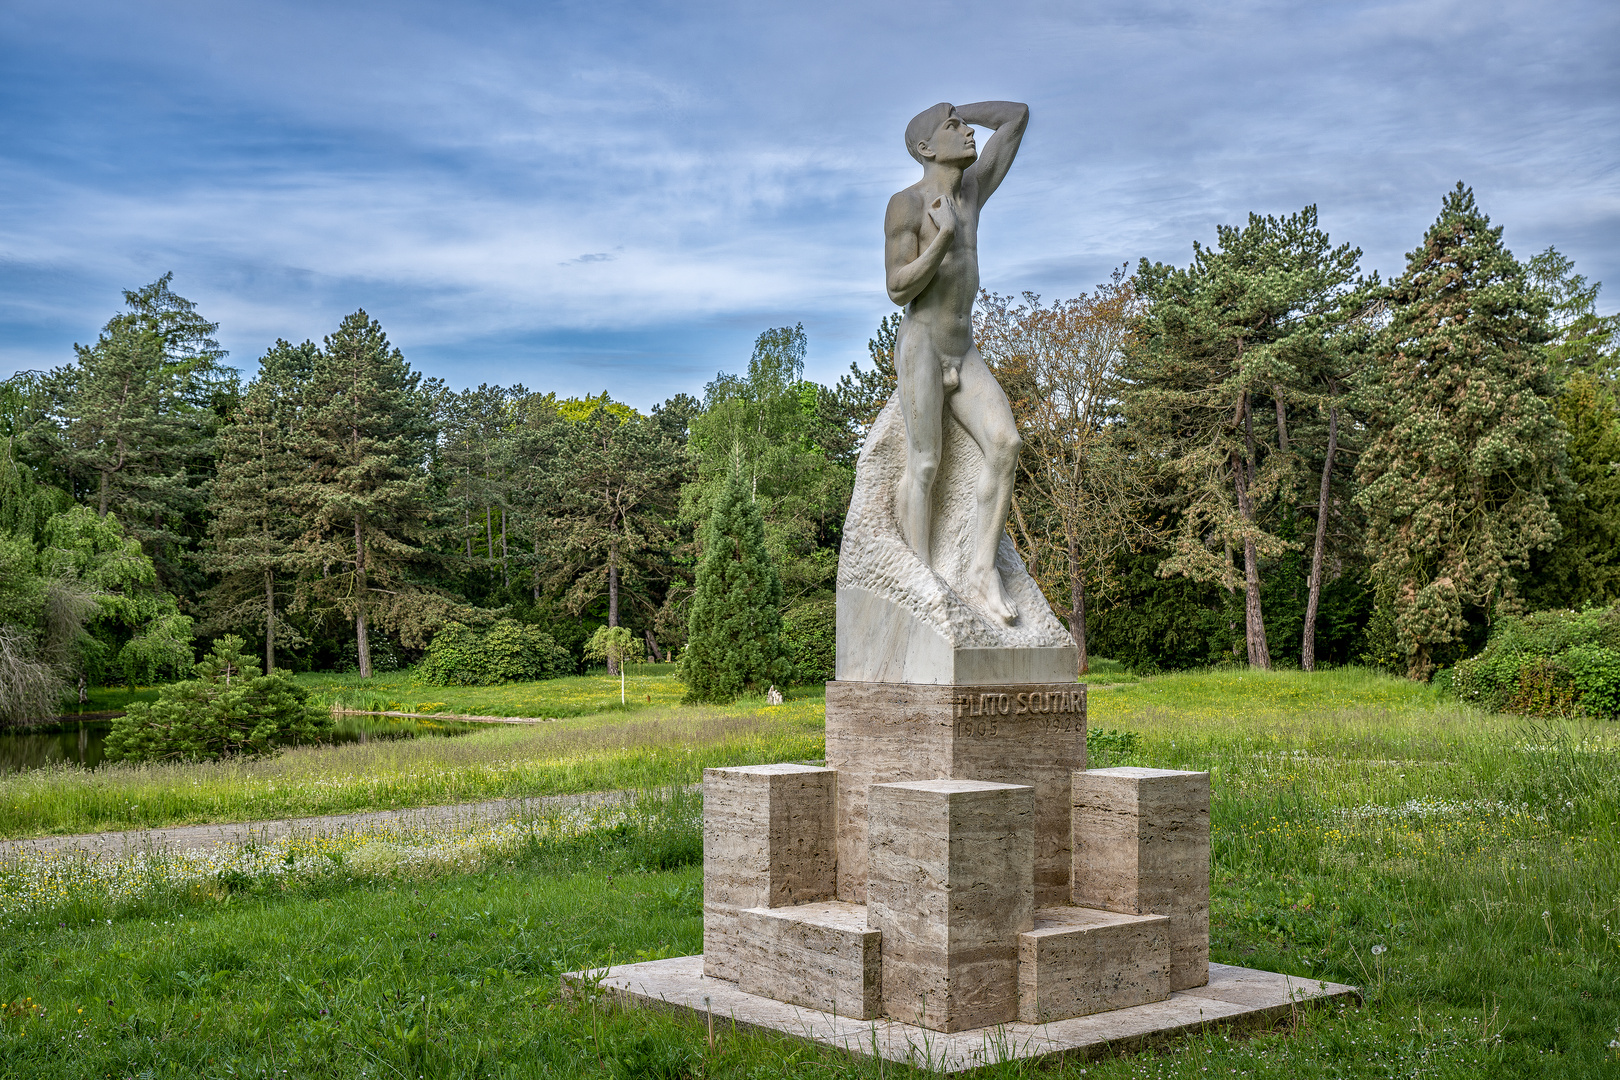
956, 101, 1028, 208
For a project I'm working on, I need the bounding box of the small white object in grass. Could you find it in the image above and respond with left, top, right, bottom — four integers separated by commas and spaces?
766, 686, 783, 706
1371, 944, 1386, 955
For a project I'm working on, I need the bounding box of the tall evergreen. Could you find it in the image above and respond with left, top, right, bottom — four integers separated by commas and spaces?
680, 471, 789, 703
201, 340, 316, 672
285, 312, 434, 678
1355, 185, 1565, 679
548, 406, 681, 670
1124, 207, 1363, 668
25, 275, 231, 591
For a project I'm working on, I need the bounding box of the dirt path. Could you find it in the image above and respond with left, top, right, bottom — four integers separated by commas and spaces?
0, 790, 639, 861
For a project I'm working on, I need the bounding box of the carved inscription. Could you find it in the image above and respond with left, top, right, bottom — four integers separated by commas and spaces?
950, 690, 1083, 718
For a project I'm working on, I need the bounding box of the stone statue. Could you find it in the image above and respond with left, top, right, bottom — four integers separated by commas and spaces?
885, 102, 1029, 625
835, 100, 1076, 685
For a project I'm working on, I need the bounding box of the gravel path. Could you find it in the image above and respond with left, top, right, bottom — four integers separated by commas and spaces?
0, 790, 640, 861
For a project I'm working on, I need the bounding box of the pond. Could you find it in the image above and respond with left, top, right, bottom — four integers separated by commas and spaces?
0, 714, 476, 774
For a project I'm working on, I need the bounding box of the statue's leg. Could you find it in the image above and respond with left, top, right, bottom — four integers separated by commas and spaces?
949, 347, 1021, 623
895, 319, 944, 565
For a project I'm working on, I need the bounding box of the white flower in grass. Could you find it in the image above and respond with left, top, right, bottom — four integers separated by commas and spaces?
1371, 944, 1386, 955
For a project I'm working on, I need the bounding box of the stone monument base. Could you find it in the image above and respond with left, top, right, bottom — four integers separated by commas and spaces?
564, 957, 1358, 1073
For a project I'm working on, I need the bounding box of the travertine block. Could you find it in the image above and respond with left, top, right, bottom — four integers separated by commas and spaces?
703, 764, 837, 981
735, 901, 881, 1019
826, 680, 1085, 906
1071, 767, 1210, 990
867, 779, 1034, 1032
1017, 905, 1170, 1023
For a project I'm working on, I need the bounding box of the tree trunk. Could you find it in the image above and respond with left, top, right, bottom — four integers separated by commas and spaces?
532, 534, 541, 601
1273, 386, 1290, 451
1302, 399, 1339, 672
1232, 394, 1271, 669
98, 470, 110, 517
264, 568, 275, 674
486, 507, 494, 561
606, 545, 620, 676
354, 513, 371, 679
645, 628, 663, 663
465, 509, 472, 558
500, 506, 509, 587
1066, 528, 1088, 675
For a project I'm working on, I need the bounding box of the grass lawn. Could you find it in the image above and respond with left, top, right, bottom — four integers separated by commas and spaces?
0, 666, 1614, 1076
294, 663, 690, 719
0, 678, 823, 838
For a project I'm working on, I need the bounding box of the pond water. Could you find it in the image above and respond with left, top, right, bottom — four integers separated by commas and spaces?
0, 715, 473, 774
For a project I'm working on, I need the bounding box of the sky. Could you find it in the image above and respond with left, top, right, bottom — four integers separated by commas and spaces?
1, 0, 1616, 410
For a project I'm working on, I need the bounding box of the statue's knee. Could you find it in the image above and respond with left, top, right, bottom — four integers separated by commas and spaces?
909, 454, 941, 487
990, 431, 1023, 468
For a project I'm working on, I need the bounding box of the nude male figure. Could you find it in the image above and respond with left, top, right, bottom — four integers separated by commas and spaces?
885, 100, 1029, 624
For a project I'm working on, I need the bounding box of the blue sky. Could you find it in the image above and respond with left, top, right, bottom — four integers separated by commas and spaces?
2, 0, 1615, 409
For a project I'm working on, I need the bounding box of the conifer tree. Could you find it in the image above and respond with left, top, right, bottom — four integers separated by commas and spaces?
679, 471, 790, 702
547, 406, 681, 670
201, 340, 316, 672
1124, 207, 1363, 668
285, 312, 434, 678
1355, 185, 1564, 679
26, 275, 230, 590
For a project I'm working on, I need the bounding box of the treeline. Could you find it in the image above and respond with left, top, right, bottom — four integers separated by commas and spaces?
2, 183, 1617, 719
1, 285, 877, 718
980, 187, 1618, 679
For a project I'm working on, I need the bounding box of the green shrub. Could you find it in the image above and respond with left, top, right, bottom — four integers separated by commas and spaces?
104, 636, 332, 762
781, 597, 835, 684
1451, 605, 1620, 718
416, 619, 573, 686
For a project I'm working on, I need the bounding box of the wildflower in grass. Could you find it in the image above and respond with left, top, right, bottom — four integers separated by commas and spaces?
1371, 945, 1386, 955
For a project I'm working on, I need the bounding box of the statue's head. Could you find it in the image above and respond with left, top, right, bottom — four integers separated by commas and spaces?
905, 103, 977, 167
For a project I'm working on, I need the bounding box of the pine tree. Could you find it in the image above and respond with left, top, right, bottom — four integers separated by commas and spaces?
25, 275, 230, 591
201, 340, 316, 672
285, 312, 434, 678
680, 471, 790, 702
547, 406, 681, 671
1355, 185, 1565, 679
1124, 207, 1364, 668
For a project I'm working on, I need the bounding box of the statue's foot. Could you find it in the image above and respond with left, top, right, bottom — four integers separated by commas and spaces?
964, 571, 1020, 626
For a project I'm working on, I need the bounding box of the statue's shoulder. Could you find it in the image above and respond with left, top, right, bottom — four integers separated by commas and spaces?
885, 183, 925, 229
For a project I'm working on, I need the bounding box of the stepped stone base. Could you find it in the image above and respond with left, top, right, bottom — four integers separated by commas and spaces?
566, 957, 1359, 1074
735, 901, 881, 1020
1019, 906, 1170, 1023
826, 681, 1086, 907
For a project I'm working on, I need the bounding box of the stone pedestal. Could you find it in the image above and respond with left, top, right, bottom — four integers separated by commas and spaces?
826, 680, 1085, 906
702, 763, 837, 981
1071, 767, 1211, 991
867, 779, 1034, 1032
1018, 906, 1170, 1023
735, 901, 881, 1019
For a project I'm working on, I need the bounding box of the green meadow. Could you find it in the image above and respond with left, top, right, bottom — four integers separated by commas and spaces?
0, 666, 1614, 1077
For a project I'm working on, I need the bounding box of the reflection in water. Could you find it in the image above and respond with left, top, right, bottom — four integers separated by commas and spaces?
0, 715, 472, 774
0, 722, 109, 772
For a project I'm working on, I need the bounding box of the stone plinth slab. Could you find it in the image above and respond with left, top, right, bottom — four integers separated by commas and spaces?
826, 681, 1085, 906
1072, 767, 1210, 991
867, 779, 1034, 1032
703, 764, 837, 981
836, 586, 1079, 684
568, 956, 1359, 1073
1018, 906, 1170, 1023
734, 901, 881, 1019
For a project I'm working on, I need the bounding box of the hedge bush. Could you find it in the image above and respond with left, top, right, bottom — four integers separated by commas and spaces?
1451, 605, 1620, 718
782, 598, 836, 684
104, 636, 331, 762
416, 619, 573, 686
